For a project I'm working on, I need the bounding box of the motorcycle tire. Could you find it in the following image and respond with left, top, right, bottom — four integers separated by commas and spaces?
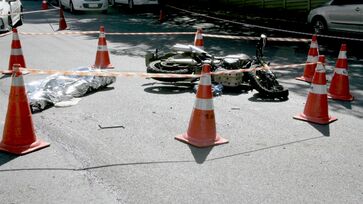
147, 60, 195, 82
247, 70, 289, 100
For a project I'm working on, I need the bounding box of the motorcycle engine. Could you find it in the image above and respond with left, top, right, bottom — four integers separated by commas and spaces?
213, 67, 244, 87
212, 54, 250, 87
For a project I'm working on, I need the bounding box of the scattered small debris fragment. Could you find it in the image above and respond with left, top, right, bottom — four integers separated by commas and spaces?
194, 84, 223, 96
98, 125, 125, 130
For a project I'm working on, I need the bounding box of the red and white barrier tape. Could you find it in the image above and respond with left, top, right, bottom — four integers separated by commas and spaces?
167, 5, 363, 42
17, 31, 195, 36
21, 68, 200, 78
1, 6, 361, 43
0, 32, 12, 38
203, 34, 310, 42
9, 31, 310, 42
0, 63, 308, 78
0, 8, 58, 17
211, 63, 308, 75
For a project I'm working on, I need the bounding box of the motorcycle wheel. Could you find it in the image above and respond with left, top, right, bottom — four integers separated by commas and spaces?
247, 70, 289, 100
147, 60, 196, 82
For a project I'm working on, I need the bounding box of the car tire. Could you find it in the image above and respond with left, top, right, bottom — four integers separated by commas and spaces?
15, 17, 23, 28
8, 15, 12, 28
128, 0, 134, 9
312, 16, 327, 34
70, 1, 76, 14
20, 6, 24, 20
15, 6, 24, 27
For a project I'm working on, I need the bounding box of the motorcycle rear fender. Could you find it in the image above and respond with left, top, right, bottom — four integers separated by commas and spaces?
165, 58, 199, 65
171, 44, 207, 55
224, 54, 251, 61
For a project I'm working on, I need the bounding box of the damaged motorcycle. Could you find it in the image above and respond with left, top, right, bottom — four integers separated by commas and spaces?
145, 34, 289, 100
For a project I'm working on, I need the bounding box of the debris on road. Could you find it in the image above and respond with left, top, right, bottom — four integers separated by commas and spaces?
98, 125, 125, 130
194, 83, 223, 96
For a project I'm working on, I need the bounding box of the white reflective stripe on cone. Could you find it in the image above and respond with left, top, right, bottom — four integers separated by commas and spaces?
11, 48, 23, 55
195, 35, 203, 40
99, 33, 105, 38
12, 34, 20, 41
307, 55, 318, 62
338, 51, 347, 59
310, 42, 318, 48
315, 63, 325, 72
12, 75, 25, 87
310, 84, 327, 94
199, 74, 211, 85
334, 67, 348, 76
194, 98, 214, 111
97, 46, 108, 51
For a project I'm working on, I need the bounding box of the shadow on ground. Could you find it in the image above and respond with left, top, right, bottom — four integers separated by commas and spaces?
189, 145, 213, 164
0, 135, 326, 171
0, 152, 18, 166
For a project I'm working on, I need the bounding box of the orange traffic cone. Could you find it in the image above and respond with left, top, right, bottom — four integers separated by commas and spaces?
175, 64, 228, 147
328, 44, 354, 101
0, 64, 50, 155
8, 28, 26, 72
296, 35, 319, 83
58, 7, 67, 31
194, 28, 204, 50
294, 55, 337, 125
93, 26, 113, 69
41, 0, 48, 10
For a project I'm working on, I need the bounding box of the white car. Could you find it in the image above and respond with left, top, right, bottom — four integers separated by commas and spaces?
60, 0, 109, 13
0, 0, 22, 32
307, 0, 363, 34
110, 0, 158, 9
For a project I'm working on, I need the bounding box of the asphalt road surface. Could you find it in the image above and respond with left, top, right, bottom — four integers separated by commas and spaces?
0, 2, 362, 203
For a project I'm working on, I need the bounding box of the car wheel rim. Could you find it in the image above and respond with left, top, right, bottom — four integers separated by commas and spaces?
314, 21, 324, 34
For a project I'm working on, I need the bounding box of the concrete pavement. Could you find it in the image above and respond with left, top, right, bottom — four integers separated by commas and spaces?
0, 1, 362, 203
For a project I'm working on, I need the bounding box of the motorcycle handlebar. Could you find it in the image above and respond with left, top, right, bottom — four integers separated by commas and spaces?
256, 34, 266, 58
